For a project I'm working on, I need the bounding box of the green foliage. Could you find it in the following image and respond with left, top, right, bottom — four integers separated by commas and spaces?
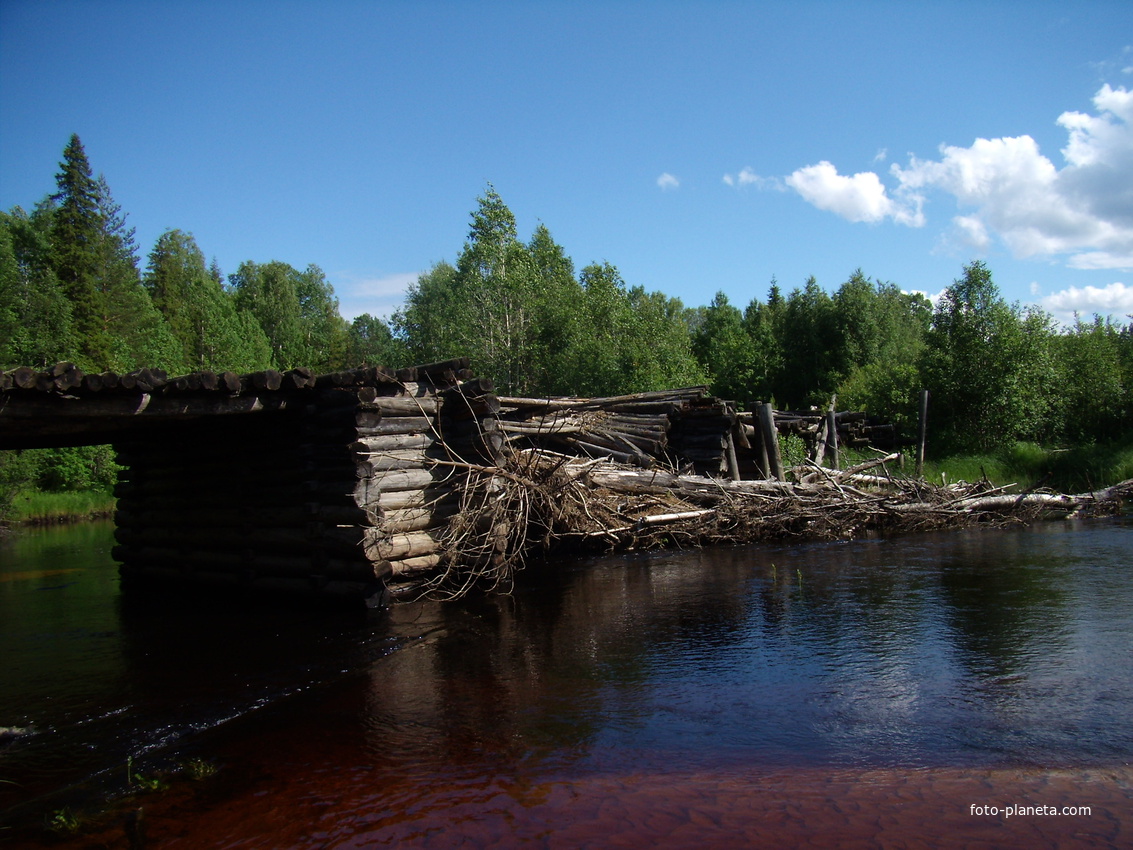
774, 277, 838, 408
394, 186, 703, 397
347, 313, 405, 367
145, 230, 273, 372
0, 205, 77, 368
693, 291, 754, 401
1053, 316, 1130, 443
34, 445, 119, 492
229, 260, 348, 371
924, 437, 1133, 493
0, 450, 38, 523
921, 262, 1058, 452
47, 135, 182, 372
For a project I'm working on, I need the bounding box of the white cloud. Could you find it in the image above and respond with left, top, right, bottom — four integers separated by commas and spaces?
657, 172, 680, 190
785, 161, 924, 225
723, 167, 782, 190
333, 270, 420, 320
788, 85, 1133, 270
1040, 281, 1133, 323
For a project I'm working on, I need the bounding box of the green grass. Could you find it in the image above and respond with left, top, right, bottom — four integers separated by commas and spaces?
922, 437, 1133, 494
8, 488, 116, 524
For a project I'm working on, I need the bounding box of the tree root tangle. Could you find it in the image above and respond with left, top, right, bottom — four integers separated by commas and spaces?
398, 448, 1133, 600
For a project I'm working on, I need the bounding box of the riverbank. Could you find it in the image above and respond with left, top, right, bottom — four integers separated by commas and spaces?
4, 488, 116, 526
923, 438, 1133, 495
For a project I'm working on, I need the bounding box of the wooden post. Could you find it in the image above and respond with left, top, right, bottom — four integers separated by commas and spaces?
758, 403, 784, 481
824, 405, 839, 470
725, 431, 741, 481
915, 389, 929, 478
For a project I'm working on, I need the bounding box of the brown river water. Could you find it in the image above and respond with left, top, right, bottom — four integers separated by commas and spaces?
1, 517, 1131, 848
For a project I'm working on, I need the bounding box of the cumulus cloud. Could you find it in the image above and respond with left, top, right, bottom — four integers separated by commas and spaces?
787, 85, 1133, 270
1039, 281, 1133, 323
657, 172, 680, 190
723, 167, 782, 190
785, 161, 924, 225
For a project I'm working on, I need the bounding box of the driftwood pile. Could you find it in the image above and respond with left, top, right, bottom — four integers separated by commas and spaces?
487, 451, 1133, 559
421, 387, 1132, 597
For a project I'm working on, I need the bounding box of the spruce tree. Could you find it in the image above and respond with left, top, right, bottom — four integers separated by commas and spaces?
48, 134, 181, 371
49, 134, 103, 362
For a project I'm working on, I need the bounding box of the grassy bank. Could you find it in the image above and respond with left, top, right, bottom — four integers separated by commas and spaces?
922, 438, 1133, 494
6, 488, 117, 525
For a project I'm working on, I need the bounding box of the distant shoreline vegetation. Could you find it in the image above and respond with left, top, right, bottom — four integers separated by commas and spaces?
3, 135, 1132, 523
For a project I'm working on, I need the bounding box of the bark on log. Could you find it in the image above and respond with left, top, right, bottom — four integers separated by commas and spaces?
354, 415, 434, 436
351, 433, 437, 452
361, 397, 440, 416
363, 529, 441, 561
381, 503, 460, 533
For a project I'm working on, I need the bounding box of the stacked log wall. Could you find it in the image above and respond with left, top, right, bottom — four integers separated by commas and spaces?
112, 390, 383, 603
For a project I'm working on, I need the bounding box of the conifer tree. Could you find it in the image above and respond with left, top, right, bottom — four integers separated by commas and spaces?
0, 205, 76, 368
49, 134, 103, 361
48, 134, 180, 371
145, 230, 272, 372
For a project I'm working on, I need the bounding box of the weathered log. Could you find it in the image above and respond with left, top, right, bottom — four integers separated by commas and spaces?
351, 433, 437, 453
577, 464, 803, 499
355, 466, 452, 495
499, 420, 580, 435
381, 502, 460, 533
562, 431, 653, 465
118, 557, 388, 594
916, 389, 929, 477
115, 544, 384, 580
563, 437, 643, 467
385, 553, 444, 578
725, 431, 740, 481
361, 396, 440, 416
284, 367, 317, 389
363, 529, 441, 561
49, 362, 84, 391
114, 525, 366, 558
757, 403, 784, 481
671, 432, 728, 449
355, 415, 435, 437
114, 503, 373, 529
498, 387, 707, 413
413, 357, 472, 382
354, 448, 458, 475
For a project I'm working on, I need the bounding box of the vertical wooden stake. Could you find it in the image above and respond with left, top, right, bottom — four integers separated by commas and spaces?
915, 389, 929, 478
725, 431, 741, 481
825, 406, 839, 470
759, 403, 784, 482
753, 418, 770, 479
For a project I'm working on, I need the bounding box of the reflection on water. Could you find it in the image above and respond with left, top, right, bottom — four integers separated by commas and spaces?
1, 516, 1131, 846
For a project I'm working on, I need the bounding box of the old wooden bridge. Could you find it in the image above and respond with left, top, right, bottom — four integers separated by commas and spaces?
2, 359, 912, 606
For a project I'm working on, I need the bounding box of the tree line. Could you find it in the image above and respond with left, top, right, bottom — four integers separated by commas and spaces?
3, 135, 1132, 503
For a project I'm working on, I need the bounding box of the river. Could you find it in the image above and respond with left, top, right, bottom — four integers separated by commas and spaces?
1, 517, 1131, 848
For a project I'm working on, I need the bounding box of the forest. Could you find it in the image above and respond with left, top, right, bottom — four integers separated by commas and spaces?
3, 135, 1132, 515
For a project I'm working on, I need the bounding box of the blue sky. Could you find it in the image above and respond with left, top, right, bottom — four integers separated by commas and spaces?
2, 0, 1132, 327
